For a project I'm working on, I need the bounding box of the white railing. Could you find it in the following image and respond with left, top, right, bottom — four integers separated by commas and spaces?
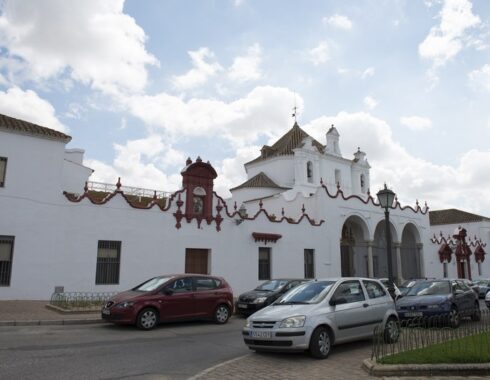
87, 181, 173, 199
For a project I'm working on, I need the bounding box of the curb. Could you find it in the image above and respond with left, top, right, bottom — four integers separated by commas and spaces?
362, 358, 490, 377
0, 319, 104, 327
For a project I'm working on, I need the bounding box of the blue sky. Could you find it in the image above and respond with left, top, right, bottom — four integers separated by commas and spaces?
0, 0, 489, 215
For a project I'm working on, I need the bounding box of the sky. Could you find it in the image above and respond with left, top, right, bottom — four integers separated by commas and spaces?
0, 0, 489, 215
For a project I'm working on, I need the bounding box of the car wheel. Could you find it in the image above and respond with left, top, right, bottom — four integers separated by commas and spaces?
449, 307, 460, 328
214, 304, 230, 324
309, 326, 332, 359
471, 302, 481, 322
384, 317, 400, 344
137, 308, 158, 330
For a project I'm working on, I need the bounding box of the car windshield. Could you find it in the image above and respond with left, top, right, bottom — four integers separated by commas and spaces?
276, 281, 335, 304
400, 280, 418, 288
133, 276, 173, 292
406, 281, 450, 296
255, 280, 289, 291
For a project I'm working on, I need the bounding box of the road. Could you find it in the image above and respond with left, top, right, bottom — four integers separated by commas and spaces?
0, 317, 249, 380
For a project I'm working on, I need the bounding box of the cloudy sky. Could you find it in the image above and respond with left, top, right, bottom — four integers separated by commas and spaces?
0, 0, 489, 215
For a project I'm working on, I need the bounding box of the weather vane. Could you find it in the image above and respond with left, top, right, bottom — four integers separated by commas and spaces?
292, 94, 297, 123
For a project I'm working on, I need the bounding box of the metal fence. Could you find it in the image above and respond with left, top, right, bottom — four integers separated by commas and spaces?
50, 291, 118, 310
372, 308, 490, 362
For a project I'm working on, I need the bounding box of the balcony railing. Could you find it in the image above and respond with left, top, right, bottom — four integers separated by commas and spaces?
87, 181, 173, 200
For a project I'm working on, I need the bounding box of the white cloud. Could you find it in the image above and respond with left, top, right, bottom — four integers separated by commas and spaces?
363, 96, 378, 110
308, 41, 330, 66
171, 47, 223, 90
302, 111, 490, 214
323, 14, 352, 30
0, 87, 66, 132
228, 43, 262, 83
361, 67, 375, 79
468, 64, 490, 92
419, 0, 481, 67
0, 0, 157, 94
400, 116, 433, 131
122, 85, 300, 148
85, 135, 184, 191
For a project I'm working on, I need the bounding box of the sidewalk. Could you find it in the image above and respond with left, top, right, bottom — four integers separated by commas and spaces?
0, 300, 102, 326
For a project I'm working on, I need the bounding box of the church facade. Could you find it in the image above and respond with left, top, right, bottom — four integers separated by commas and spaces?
0, 113, 487, 299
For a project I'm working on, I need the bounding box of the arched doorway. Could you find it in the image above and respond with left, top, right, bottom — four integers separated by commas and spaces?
400, 223, 422, 280
340, 216, 369, 277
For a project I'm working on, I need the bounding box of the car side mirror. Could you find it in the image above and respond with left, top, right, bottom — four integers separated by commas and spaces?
162, 288, 174, 296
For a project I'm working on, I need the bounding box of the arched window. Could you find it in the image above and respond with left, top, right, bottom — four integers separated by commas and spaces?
335, 169, 341, 187
360, 174, 366, 193
306, 161, 313, 183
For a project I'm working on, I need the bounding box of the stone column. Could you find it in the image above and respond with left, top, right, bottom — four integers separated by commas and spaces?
394, 242, 403, 284
367, 240, 374, 278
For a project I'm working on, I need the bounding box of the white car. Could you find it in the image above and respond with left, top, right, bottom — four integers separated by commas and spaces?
242, 277, 399, 359
486, 289, 490, 309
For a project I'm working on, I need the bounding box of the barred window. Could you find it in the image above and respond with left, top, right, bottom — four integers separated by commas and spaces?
258, 247, 271, 280
0, 236, 14, 286
95, 240, 121, 285
304, 249, 315, 279
0, 157, 7, 187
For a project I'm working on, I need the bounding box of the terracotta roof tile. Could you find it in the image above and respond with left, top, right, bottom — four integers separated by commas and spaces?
245, 122, 324, 166
0, 113, 71, 143
429, 209, 490, 226
230, 172, 290, 191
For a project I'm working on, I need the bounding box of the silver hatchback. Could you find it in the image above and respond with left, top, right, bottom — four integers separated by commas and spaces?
242, 277, 399, 359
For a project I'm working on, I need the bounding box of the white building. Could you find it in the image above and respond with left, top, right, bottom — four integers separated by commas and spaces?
0, 113, 487, 299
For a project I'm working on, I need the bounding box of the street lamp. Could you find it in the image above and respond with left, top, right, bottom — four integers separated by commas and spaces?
377, 184, 396, 299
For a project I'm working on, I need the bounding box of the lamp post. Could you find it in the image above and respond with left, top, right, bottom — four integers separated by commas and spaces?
377, 184, 396, 299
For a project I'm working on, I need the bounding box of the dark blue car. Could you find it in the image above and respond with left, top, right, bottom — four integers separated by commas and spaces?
396, 279, 480, 327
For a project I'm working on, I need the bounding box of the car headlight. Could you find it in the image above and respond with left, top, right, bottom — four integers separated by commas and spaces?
116, 301, 134, 308
245, 319, 251, 328
253, 297, 267, 304
279, 315, 306, 328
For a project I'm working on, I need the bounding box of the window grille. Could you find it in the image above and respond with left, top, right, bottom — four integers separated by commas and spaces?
0, 157, 7, 187
95, 240, 121, 285
304, 249, 315, 278
0, 236, 14, 286
258, 247, 271, 280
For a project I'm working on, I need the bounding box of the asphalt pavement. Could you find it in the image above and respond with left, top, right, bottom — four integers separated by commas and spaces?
0, 301, 490, 380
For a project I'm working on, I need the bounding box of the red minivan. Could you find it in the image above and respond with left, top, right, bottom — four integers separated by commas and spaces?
101, 274, 234, 330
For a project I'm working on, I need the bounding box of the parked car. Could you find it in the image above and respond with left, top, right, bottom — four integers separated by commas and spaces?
486, 289, 490, 309
378, 278, 402, 299
460, 279, 480, 297
474, 279, 490, 298
242, 277, 399, 359
101, 274, 234, 330
395, 279, 480, 327
236, 279, 308, 316
398, 278, 434, 297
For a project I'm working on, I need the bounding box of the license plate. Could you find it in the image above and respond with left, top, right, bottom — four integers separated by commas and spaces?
102, 309, 111, 315
237, 303, 248, 309
404, 312, 422, 317
250, 330, 272, 339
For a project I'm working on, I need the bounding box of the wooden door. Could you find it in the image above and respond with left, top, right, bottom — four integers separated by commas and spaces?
185, 249, 209, 274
